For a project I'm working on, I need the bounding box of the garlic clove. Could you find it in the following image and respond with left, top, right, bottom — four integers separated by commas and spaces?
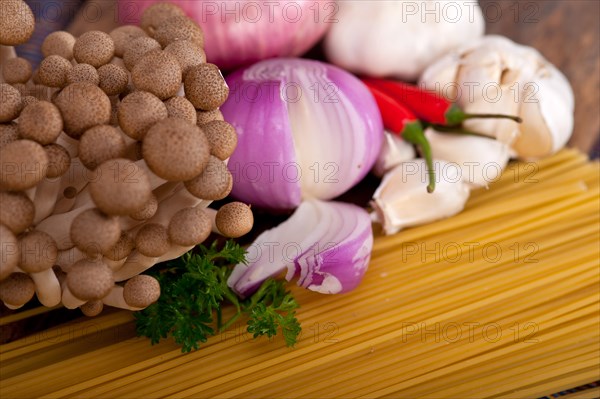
371, 159, 470, 235
372, 131, 416, 178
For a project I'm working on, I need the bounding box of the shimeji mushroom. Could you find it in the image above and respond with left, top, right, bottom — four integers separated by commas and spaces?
70, 208, 120, 256
63, 258, 113, 309
102, 275, 160, 311
38, 55, 73, 88
153, 16, 204, 49
132, 50, 182, 100
0, 191, 35, 234
41, 31, 76, 60
135, 223, 170, 258
0, 123, 19, 149
168, 207, 211, 247
185, 156, 233, 200
164, 40, 206, 78
44, 143, 71, 178
18, 230, 61, 306
122, 37, 161, 71
54, 82, 111, 139
183, 64, 229, 111
78, 125, 126, 170
109, 25, 147, 58
140, 3, 186, 35
55, 246, 86, 272
0, 0, 35, 46
215, 202, 253, 238
73, 31, 114, 68
201, 121, 238, 161
0, 83, 22, 122
130, 194, 158, 221
164, 96, 197, 125
0, 140, 49, 191
80, 299, 103, 317
66, 63, 100, 85
0, 224, 19, 280
0, 273, 35, 309
2, 57, 32, 84
97, 64, 129, 96
118, 91, 168, 140
18, 101, 63, 145
103, 231, 135, 262
21, 95, 38, 108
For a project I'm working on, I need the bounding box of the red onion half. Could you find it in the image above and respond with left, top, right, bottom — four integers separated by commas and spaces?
221, 58, 384, 210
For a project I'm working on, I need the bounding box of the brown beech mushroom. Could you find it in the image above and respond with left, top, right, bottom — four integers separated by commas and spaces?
184, 63, 229, 111
0, 123, 19, 149
66, 63, 100, 85
89, 158, 152, 216
215, 202, 253, 238
130, 194, 158, 221
196, 109, 224, 126
0, 192, 34, 234
103, 231, 135, 261
0, 0, 35, 46
73, 31, 115, 68
54, 82, 111, 138
201, 120, 238, 160
0, 273, 35, 309
0, 140, 48, 191
70, 208, 120, 255
98, 64, 129, 96
21, 95, 38, 108
140, 3, 186, 35
118, 91, 168, 140
123, 275, 160, 308
168, 207, 211, 247
0, 83, 22, 122
80, 299, 103, 316
18, 230, 61, 306
164, 96, 197, 124
132, 50, 182, 100
109, 25, 147, 58
153, 16, 204, 49
41, 31, 76, 59
18, 101, 63, 145
122, 37, 161, 71
64, 258, 113, 308
185, 156, 232, 200
0, 224, 19, 280
78, 125, 126, 170
135, 223, 170, 257
2, 57, 32, 84
38, 55, 73, 88
164, 40, 206, 77
44, 143, 71, 178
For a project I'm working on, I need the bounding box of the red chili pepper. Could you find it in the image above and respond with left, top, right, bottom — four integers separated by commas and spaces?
362, 80, 436, 193
362, 78, 522, 126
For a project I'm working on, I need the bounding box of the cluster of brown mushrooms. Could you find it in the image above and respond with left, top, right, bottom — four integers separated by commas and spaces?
0, 1, 253, 316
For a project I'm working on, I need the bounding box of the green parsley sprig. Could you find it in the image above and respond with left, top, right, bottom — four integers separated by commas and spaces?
134, 240, 301, 352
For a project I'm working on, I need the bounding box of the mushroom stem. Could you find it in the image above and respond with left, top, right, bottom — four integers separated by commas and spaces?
103, 257, 127, 272
112, 250, 157, 282
56, 246, 86, 272
205, 207, 220, 234
61, 286, 86, 309
29, 269, 61, 306
24, 187, 36, 202
101, 285, 143, 310
35, 200, 94, 250
33, 178, 63, 224
56, 132, 79, 158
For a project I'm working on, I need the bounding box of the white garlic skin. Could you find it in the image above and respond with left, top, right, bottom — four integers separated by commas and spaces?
372, 131, 417, 178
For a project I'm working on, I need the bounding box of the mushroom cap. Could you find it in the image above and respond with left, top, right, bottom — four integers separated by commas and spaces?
18, 101, 63, 145
73, 31, 115, 68
78, 125, 126, 170
0, 192, 34, 234
0, 224, 19, 280
80, 299, 104, 317
67, 259, 113, 300
28, 84, 52, 101
215, 202, 253, 238
2, 57, 32, 84
0, 123, 19, 149
117, 91, 168, 140
123, 274, 160, 308
168, 207, 211, 247
184, 155, 232, 200
21, 95, 39, 108
109, 25, 147, 57
153, 16, 204, 49
130, 194, 158, 221
184, 64, 229, 111
38, 55, 73, 88
201, 120, 238, 161
135, 223, 170, 257
103, 231, 135, 261
67, 63, 100, 85
196, 109, 224, 126
0, 273, 35, 306
142, 118, 210, 181
140, 3, 186, 35
164, 96, 197, 125
44, 143, 71, 178
70, 208, 121, 255
54, 82, 111, 138
123, 36, 161, 71
42, 31, 76, 60
98, 64, 129, 96
0, 83, 22, 122
0, 140, 48, 191
89, 158, 152, 216
0, 0, 35, 46
19, 230, 58, 273
164, 40, 206, 78
132, 50, 182, 100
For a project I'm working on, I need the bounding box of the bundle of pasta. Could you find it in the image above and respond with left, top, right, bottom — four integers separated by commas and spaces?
0, 1, 252, 315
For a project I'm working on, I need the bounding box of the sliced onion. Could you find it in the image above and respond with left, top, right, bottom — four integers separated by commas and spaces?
222, 58, 384, 211
228, 199, 373, 297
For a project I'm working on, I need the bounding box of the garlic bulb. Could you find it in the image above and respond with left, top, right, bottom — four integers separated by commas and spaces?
324, 0, 484, 81
420, 35, 574, 160
371, 159, 470, 235
372, 131, 416, 177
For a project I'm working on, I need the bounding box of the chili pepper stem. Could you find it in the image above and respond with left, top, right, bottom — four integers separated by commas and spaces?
430, 125, 492, 138
402, 121, 436, 193
445, 104, 522, 125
